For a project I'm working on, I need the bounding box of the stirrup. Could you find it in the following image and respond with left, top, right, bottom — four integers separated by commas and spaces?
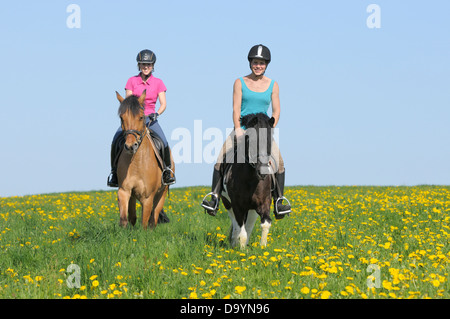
275, 196, 291, 215
201, 192, 219, 212
162, 167, 176, 186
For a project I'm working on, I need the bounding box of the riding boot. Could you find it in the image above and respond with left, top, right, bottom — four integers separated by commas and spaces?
162, 145, 176, 185
201, 167, 222, 216
273, 171, 292, 219
107, 132, 123, 187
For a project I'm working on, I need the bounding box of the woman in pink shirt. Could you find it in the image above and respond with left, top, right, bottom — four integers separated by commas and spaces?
107, 49, 175, 187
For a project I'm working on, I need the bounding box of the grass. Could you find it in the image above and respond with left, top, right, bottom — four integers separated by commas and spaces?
0, 185, 449, 299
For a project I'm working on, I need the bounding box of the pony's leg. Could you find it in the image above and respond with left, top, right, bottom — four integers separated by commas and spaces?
238, 222, 249, 250
231, 208, 249, 250
148, 209, 157, 229
153, 188, 167, 225
260, 215, 272, 247
118, 188, 131, 227
141, 196, 154, 230
128, 196, 137, 226
244, 210, 259, 246
227, 208, 241, 248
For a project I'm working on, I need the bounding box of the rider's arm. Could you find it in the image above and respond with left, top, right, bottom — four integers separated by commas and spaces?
233, 79, 244, 137
271, 81, 280, 128
157, 91, 167, 116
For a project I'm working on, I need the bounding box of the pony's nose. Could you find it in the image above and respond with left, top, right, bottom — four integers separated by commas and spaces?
259, 155, 270, 165
259, 164, 271, 176
125, 142, 139, 153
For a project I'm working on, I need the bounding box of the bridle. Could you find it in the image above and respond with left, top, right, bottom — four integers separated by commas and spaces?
121, 106, 147, 150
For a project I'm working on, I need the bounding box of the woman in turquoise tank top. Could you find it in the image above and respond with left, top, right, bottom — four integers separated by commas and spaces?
239, 77, 274, 119
202, 44, 291, 218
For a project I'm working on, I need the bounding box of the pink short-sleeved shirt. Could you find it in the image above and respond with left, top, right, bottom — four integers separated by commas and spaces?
125, 74, 167, 115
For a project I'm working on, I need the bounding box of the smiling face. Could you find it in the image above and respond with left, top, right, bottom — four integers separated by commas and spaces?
139, 63, 154, 76
250, 58, 267, 76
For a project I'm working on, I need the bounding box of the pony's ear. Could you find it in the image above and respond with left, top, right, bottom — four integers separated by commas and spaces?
240, 116, 248, 128
138, 90, 146, 106
116, 91, 124, 103
269, 117, 275, 128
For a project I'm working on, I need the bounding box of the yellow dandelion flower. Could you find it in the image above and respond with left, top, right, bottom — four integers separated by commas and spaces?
189, 291, 198, 299
431, 280, 440, 287
235, 286, 246, 295
300, 287, 310, 294
320, 291, 331, 299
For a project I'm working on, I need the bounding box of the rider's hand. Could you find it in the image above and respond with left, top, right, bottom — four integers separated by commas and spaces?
149, 112, 159, 121
234, 127, 245, 138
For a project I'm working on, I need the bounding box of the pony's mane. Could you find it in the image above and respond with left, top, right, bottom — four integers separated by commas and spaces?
240, 112, 272, 130
118, 95, 143, 117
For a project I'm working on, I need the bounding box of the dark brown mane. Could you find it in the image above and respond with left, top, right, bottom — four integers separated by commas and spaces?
240, 112, 272, 130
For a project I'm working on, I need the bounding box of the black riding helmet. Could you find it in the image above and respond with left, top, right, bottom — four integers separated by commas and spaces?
136, 49, 156, 64
247, 44, 271, 66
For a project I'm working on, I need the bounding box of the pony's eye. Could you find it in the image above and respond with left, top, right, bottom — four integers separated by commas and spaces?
140, 116, 144, 121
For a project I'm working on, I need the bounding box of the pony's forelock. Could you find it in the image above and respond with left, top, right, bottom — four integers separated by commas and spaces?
241, 113, 272, 130
118, 95, 143, 117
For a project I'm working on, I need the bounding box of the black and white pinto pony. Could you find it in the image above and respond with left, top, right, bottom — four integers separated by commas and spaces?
221, 113, 276, 249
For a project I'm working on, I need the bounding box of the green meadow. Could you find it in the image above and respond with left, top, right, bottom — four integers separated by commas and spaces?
0, 186, 449, 299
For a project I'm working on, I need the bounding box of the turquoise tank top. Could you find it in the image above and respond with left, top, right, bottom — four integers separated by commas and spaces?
240, 77, 274, 118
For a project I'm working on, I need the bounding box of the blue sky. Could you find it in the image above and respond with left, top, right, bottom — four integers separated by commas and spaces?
1, 0, 449, 197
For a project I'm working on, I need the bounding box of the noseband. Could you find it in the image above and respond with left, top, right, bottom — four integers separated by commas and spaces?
123, 128, 146, 147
